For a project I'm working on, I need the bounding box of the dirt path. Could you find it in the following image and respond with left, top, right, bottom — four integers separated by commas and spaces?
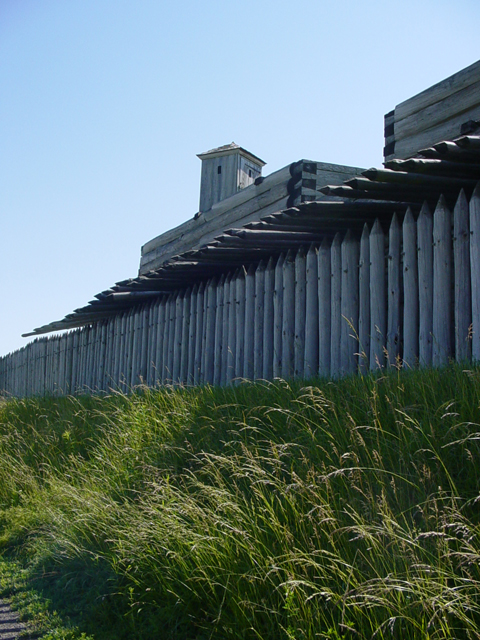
0, 600, 27, 639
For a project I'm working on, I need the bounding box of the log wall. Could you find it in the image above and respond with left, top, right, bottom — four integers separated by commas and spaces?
2, 187, 480, 397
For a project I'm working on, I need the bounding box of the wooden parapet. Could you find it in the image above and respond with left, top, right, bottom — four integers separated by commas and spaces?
385, 60, 480, 162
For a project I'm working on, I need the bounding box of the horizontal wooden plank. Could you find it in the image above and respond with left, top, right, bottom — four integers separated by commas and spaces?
394, 80, 480, 140
395, 60, 480, 122
391, 103, 480, 160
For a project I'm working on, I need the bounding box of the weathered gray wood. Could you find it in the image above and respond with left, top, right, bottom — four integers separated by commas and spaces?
453, 190, 472, 362
234, 268, 246, 381
340, 231, 359, 376
369, 219, 386, 370
470, 184, 480, 361
432, 195, 453, 366
318, 237, 331, 378
244, 265, 255, 380
417, 202, 434, 365
226, 271, 237, 384
402, 207, 419, 367
358, 224, 370, 371
387, 213, 401, 366
200, 282, 209, 384
282, 250, 295, 379
155, 298, 167, 385
294, 246, 307, 378
330, 233, 342, 377
180, 288, 191, 385
173, 293, 184, 383
304, 244, 319, 378
221, 274, 231, 386
263, 257, 275, 380
254, 261, 266, 380
273, 253, 285, 378
162, 295, 173, 383
188, 286, 198, 384
214, 277, 225, 386
203, 279, 216, 384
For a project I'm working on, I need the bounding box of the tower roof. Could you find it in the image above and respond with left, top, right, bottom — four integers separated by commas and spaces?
197, 142, 265, 166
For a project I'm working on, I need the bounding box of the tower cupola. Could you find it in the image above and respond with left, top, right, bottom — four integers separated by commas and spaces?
197, 143, 265, 213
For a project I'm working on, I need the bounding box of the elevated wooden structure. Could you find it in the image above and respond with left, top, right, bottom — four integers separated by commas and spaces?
384, 60, 480, 162
2, 61, 480, 397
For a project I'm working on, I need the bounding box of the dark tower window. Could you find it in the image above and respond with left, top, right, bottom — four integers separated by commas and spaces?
217, 165, 222, 174
249, 169, 252, 177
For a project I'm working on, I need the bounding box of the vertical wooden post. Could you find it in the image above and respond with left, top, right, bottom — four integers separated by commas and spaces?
417, 202, 434, 366
453, 189, 472, 362
318, 237, 331, 378
294, 246, 307, 378
162, 295, 172, 383
358, 224, 370, 371
204, 279, 217, 385
214, 277, 225, 386
155, 298, 166, 386
173, 292, 184, 383
226, 271, 238, 384
470, 183, 480, 361
194, 282, 205, 384
180, 288, 191, 385
402, 207, 419, 367
235, 268, 246, 380
370, 219, 386, 370
304, 244, 319, 379
432, 195, 453, 366
282, 250, 295, 379
244, 264, 256, 380
263, 257, 275, 380
273, 253, 285, 378
188, 286, 198, 385
340, 231, 359, 376
330, 233, 342, 377
167, 293, 178, 384
387, 213, 401, 366
453, 190, 471, 362
221, 274, 232, 386
254, 261, 266, 380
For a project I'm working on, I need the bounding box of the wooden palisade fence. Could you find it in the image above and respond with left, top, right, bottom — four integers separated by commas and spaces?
2, 186, 480, 397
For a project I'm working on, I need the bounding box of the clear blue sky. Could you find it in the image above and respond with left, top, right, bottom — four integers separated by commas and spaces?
1, 0, 478, 355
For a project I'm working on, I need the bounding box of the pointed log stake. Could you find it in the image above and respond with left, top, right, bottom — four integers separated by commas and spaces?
263, 257, 275, 380
330, 233, 342, 378
221, 274, 231, 386
402, 208, 419, 367
432, 195, 452, 367
214, 277, 224, 386
235, 268, 246, 381
340, 230, 359, 376
227, 271, 238, 384
453, 190, 472, 362
318, 237, 331, 378
358, 224, 370, 371
470, 183, 480, 361
244, 264, 256, 380
254, 261, 266, 380
369, 219, 386, 370
273, 254, 285, 378
304, 244, 319, 378
282, 250, 295, 379
417, 202, 433, 366
294, 246, 307, 378
387, 213, 401, 366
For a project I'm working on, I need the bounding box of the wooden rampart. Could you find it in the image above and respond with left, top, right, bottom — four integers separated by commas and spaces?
1, 187, 480, 397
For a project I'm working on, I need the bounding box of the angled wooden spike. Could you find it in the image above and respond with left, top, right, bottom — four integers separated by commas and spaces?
470, 183, 480, 361
417, 202, 433, 366
453, 189, 471, 362
402, 207, 419, 367
432, 195, 452, 367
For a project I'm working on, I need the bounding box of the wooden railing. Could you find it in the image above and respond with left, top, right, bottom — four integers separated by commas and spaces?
2, 186, 480, 397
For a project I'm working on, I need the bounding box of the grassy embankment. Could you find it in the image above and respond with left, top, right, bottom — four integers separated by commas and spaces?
0, 366, 480, 639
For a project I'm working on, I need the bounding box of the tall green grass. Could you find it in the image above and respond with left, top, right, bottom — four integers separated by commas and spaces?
1, 366, 480, 638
